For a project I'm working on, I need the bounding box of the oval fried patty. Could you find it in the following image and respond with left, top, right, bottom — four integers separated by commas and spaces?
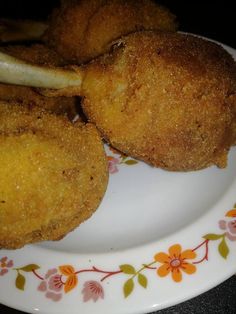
0, 102, 108, 249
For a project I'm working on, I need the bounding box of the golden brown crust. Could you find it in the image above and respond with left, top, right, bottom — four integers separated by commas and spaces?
0, 44, 66, 66
0, 44, 77, 118
43, 0, 177, 63
0, 84, 78, 119
81, 31, 236, 171
0, 103, 108, 249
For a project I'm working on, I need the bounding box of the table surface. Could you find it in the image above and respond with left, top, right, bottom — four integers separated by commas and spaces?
0, 1, 236, 313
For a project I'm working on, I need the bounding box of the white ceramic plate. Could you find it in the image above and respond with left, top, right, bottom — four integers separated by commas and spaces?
1, 39, 236, 314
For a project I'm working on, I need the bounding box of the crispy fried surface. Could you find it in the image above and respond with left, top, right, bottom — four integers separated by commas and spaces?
0, 103, 108, 249
0, 84, 77, 118
81, 31, 236, 171
0, 44, 77, 118
43, 0, 177, 63
0, 44, 66, 66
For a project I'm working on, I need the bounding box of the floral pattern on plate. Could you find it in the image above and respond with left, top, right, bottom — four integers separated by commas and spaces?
2, 205, 236, 302
107, 146, 138, 174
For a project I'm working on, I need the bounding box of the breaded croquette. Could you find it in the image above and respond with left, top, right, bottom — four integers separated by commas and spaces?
43, 0, 178, 63
81, 32, 236, 171
0, 103, 108, 249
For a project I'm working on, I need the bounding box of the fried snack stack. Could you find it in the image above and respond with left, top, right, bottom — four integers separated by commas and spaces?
0, 2, 236, 250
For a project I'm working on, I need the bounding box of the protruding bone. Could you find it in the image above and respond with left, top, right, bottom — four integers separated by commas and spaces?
0, 51, 83, 89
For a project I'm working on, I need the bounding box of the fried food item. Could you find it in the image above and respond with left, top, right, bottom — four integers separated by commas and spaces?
43, 0, 178, 63
78, 32, 235, 171
0, 44, 77, 118
0, 31, 235, 171
0, 103, 108, 249
0, 44, 66, 66
0, 84, 78, 118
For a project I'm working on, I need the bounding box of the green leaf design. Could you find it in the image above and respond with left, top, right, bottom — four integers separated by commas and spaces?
124, 160, 138, 165
138, 273, 147, 288
15, 273, 26, 291
119, 264, 136, 274
123, 278, 134, 298
203, 234, 223, 241
20, 264, 40, 272
218, 238, 229, 259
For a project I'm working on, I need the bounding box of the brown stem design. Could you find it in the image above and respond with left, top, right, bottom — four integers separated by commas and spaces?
32, 269, 44, 280
143, 264, 157, 270
192, 239, 210, 264
192, 239, 209, 252
74, 266, 122, 282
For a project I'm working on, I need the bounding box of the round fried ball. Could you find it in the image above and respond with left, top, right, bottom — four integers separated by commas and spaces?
0, 102, 108, 249
81, 31, 236, 171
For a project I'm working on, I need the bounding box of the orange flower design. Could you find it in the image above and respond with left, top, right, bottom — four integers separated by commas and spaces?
226, 209, 236, 218
154, 244, 196, 282
59, 265, 78, 293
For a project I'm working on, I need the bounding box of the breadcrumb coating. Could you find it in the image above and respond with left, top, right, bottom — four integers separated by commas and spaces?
0, 103, 108, 249
81, 31, 236, 171
43, 0, 178, 63
0, 44, 77, 118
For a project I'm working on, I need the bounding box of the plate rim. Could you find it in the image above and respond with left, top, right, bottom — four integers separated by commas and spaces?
0, 35, 236, 314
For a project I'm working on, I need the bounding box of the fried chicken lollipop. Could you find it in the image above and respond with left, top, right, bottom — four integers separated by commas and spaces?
0, 103, 108, 249
43, 0, 178, 63
81, 32, 236, 171
0, 31, 235, 171
0, 44, 77, 119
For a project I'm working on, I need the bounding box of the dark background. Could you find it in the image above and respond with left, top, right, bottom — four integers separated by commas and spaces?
0, 0, 235, 49
0, 0, 236, 313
